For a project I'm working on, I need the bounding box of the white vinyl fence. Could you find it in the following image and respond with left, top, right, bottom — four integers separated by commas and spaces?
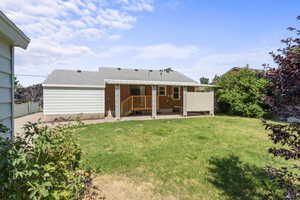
186, 91, 214, 114
14, 102, 42, 118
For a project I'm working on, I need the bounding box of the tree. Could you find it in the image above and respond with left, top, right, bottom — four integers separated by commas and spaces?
263, 16, 300, 199
14, 76, 22, 92
216, 67, 268, 117
14, 76, 23, 101
200, 77, 209, 84
212, 75, 220, 83
159, 67, 173, 80
163, 67, 173, 73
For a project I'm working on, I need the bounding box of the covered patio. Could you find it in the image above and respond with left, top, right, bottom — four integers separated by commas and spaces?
105, 79, 216, 119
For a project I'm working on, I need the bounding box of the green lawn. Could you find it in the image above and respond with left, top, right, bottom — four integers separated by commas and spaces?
76, 116, 286, 200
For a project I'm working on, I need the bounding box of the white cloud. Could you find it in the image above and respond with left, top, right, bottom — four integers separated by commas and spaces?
96, 9, 136, 29
183, 49, 275, 81
0, 0, 154, 86
119, 0, 154, 11
70, 20, 87, 28
97, 44, 200, 59
16, 39, 94, 66
136, 44, 199, 59
76, 28, 105, 39
108, 34, 122, 40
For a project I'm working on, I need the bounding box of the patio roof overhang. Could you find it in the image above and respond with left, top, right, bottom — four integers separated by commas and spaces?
42, 80, 218, 88
104, 79, 217, 87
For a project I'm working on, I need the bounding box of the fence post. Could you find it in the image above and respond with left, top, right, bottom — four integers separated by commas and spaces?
27, 102, 30, 115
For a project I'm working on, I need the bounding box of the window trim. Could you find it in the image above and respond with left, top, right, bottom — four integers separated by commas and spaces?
158, 86, 166, 96
172, 86, 181, 100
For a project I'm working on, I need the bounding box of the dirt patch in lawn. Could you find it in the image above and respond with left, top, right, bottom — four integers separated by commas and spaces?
83, 175, 177, 200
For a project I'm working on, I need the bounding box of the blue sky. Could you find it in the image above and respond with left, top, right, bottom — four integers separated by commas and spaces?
1, 0, 299, 86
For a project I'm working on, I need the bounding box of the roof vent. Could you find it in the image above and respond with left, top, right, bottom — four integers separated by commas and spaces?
117, 67, 121, 70
149, 70, 153, 72
77, 70, 82, 73
134, 69, 138, 71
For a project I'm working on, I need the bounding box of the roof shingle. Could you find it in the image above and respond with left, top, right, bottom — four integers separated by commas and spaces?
43, 67, 196, 86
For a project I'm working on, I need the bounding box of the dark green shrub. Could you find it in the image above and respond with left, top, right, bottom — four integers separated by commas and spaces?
0, 121, 89, 200
216, 68, 268, 118
262, 16, 300, 199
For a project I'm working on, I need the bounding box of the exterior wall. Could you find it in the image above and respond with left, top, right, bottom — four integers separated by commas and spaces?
105, 84, 152, 115
0, 37, 13, 138
104, 84, 196, 115
121, 85, 131, 102
105, 84, 115, 115
157, 86, 183, 110
157, 86, 194, 110
43, 87, 105, 120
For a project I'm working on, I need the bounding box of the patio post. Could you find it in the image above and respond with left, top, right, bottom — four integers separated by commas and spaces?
209, 90, 215, 115
151, 85, 157, 118
115, 84, 121, 119
183, 86, 187, 116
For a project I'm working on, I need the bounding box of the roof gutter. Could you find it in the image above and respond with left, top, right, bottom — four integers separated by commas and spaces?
104, 79, 217, 87
42, 84, 105, 89
0, 11, 30, 49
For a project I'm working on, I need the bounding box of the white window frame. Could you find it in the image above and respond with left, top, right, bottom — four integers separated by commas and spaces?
158, 86, 166, 96
172, 86, 181, 100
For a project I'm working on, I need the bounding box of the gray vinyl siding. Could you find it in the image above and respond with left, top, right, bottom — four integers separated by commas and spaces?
43, 88, 105, 115
0, 37, 13, 138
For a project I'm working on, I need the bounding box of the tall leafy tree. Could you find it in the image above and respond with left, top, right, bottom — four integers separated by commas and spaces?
216, 67, 268, 117
13, 76, 22, 92
200, 77, 209, 84
212, 75, 220, 84
263, 16, 300, 199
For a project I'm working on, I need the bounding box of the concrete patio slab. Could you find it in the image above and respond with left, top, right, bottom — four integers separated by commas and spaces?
14, 112, 211, 137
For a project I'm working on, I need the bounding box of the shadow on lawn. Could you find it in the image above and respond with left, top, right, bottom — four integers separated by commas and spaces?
208, 155, 271, 200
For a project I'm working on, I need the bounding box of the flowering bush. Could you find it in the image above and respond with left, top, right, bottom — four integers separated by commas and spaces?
0, 121, 90, 200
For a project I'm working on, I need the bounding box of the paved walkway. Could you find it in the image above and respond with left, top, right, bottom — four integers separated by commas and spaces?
14, 112, 210, 136
14, 112, 113, 136
14, 112, 43, 136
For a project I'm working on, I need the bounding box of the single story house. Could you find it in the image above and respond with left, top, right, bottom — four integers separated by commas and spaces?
0, 11, 30, 138
43, 67, 215, 120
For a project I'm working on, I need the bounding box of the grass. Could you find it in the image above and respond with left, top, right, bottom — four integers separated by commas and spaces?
76, 116, 287, 200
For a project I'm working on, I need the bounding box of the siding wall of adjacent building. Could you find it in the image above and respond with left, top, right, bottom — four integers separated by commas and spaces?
43, 87, 105, 117
0, 37, 13, 138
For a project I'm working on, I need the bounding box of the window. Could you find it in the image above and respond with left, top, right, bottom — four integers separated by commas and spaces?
172, 87, 180, 100
158, 86, 166, 96
130, 86, 145, 95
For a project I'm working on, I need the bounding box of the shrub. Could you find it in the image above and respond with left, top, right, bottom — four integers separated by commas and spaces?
216, 67, 268, 118
0, 121, 89, 200
263, 16, 300, 199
